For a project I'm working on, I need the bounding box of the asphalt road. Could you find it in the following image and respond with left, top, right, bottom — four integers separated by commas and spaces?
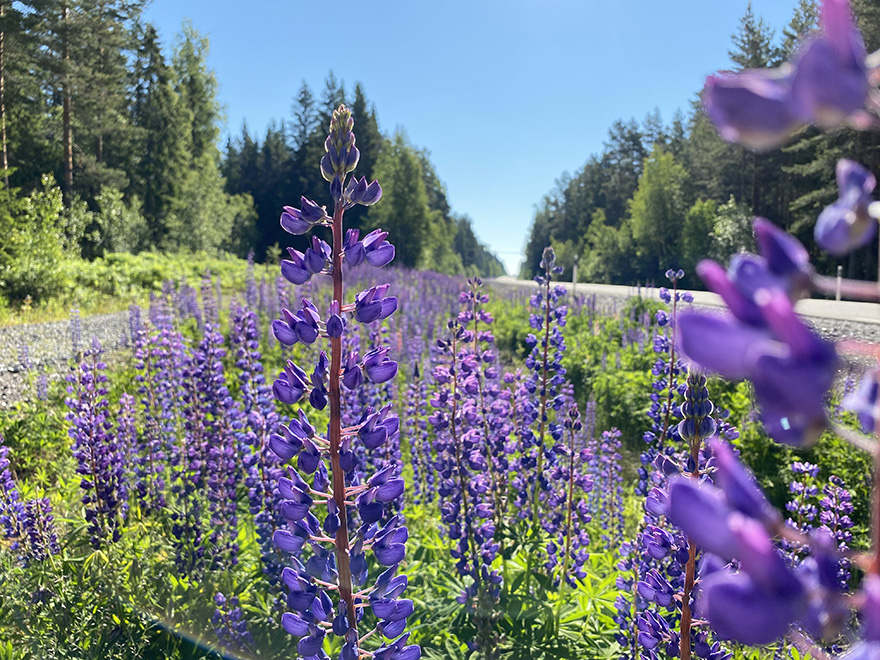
490, 276, 880, 325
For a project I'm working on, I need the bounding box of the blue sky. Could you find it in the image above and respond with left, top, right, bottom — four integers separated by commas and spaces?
144, 0, 799, 274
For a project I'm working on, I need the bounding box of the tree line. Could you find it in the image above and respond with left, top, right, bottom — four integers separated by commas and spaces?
521, 0, 880, 285
222, 75, 504, 276
0, 1, 503, 303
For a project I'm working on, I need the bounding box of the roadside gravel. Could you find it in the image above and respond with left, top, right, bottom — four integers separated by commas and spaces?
0, 311, 130, 408
2, 285, 879, 409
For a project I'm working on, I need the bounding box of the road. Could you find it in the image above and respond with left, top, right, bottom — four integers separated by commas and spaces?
490, 276, 880, 325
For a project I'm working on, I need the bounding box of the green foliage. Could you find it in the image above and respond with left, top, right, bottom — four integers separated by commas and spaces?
680, 198, 717, 274
0, 176, 65, 303
522, 3, 880, 283
627, 147, 689, 278
710, 196, 756, 265
368, 131, 437, 269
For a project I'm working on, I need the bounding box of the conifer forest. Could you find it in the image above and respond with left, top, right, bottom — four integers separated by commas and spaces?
4, 1, 880, 659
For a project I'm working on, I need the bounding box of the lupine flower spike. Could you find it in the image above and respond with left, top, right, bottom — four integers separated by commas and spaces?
271, 105, 418, 660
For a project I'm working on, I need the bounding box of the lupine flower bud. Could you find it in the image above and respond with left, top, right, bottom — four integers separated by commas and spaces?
815, 159, 879, 256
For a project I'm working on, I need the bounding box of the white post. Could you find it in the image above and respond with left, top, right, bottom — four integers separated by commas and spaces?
572, 255, 579, 296
836, 265, 843, 301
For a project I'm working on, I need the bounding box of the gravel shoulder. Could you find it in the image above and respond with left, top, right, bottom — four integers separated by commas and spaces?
3, 280, 879, 409
0, 311, 130, 408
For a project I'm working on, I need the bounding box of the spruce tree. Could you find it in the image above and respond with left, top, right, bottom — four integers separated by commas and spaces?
729, 2, 778, 69
129, 22, 190, 247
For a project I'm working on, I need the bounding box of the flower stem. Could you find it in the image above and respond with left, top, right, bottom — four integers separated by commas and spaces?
329, 203, 357, 637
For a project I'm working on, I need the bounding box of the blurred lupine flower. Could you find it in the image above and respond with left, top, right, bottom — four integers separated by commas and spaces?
18, 344, 31, 372
819, 475, 854, 589
678, 219, 836, 447
212, 592, 255, 656
816, 159, 880, 255
704, 0, 870, 151
231, 304, 286, 587
545, 404, 593, 585
246, 249, 258, 309
791, 0, 869, 126
512, 247, 568, 528
21, 497, 60, 562
66, 342, 128, 547
199, 272, 219, 328
843, 369, 879, 433
666, 439, 848, 646
36, 373, 48, 400
0, 437, 25, 550
619, 367, 731, 660
128, 304, 142, 345
270, 105, 417, 659
70, 307, 81, 357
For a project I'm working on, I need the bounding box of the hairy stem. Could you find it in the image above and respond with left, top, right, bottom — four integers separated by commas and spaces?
680, 433, 702, 660
329, 203, 357, 636
531, 276, 553, 533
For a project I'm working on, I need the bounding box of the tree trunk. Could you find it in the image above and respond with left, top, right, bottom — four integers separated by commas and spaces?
61, 1, 73, 206
0, 0, 9, 189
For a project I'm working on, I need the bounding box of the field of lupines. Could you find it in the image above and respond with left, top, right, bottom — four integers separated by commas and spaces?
5, 1, 880, 658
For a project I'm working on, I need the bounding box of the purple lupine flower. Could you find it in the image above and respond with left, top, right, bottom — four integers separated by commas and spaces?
66, 341, 128, 547
402, 364, 433, 505
212, 592, 255, 655
183, 318, 242, 571
704, 0, 870, 151
36, 373, 48, 400
819, 475, 854, 590
678, 219, 836, 447
18, 343, 31, 372
231, 303, 285, 588
246, 249, 257, 309
128, 304, 142, 349
589, 427, 625, 547
512, 248, 568, 529
638, 269, 689, 498
117, 393, 138, 485
665, 439, 850, 646
270, 105, 418, 659
70, 307, 81, 357
429, 309, 501, 654
132, 320, 174, 515
0, 437, 25, 550
790, 0, 869, 127
616, 365, 732, 660
21, 497, 60, 562
815, 159, 880, 256
200, 271, 219, 328
545, 404, 593, 585
457, 278, 511, 539
843, 369, 879, 433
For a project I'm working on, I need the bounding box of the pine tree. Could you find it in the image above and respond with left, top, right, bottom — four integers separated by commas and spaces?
366, 132, 433, 269
729, 2, 778, 69
290, 81, 318, 151
781, 0, 818, 57
128, 22, 190, 246
321, 69, 345, 118
166, 21, 237, 252
72, 0, 144, 199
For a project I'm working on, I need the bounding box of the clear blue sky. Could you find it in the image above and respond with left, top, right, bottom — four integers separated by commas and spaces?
143, 0, 799, 275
